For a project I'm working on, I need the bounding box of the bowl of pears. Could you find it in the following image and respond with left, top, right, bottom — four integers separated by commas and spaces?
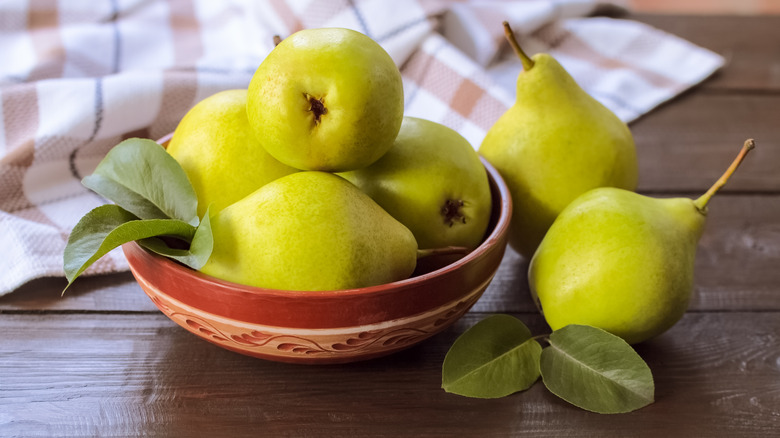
100, 28, 512, 364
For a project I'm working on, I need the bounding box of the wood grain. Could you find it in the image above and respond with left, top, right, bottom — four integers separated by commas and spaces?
632, 94, 778, 193
1, 312, 778, 437
0, 272, 157, 313
633, 14, 780, 92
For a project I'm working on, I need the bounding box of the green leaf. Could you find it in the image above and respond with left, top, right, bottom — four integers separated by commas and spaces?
81, 138, 198, 225
63, 204, 197, 290
138, 208, 213, 270
82, 174, 168, 220
540, 325, 655, 414
442, 314, 542, 398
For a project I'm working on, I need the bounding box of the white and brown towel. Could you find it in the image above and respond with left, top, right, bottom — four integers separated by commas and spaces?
0, 0, 724, 296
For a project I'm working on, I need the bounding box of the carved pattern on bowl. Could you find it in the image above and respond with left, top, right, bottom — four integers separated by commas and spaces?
138, 275, 492, 363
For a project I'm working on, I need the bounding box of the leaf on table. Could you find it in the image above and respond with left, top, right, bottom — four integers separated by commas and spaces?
540, 324, 654, 414
81, 138, 199, 225
63, 204, 197, 291
138, 207, 213, 270
442, 314, 542, 398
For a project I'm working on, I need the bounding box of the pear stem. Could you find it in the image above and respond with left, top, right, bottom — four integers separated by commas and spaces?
416, 246, 469, 260
693, 139, 755, 211
273, 35, 282, 46
503, 21, 534, 71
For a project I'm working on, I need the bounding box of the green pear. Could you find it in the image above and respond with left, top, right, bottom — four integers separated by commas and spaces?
167, 89, 297, 217
246, 28, 404, 172
340, 117, 492, 251
479, 23, 638, 258
529, 140, 755, 344
200, 171, 418, 291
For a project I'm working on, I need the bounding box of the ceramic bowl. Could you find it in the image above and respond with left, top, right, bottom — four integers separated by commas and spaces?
123, 145, 512, 364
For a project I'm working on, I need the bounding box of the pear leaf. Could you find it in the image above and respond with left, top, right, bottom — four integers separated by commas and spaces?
138, 208, 213, 270
82, 138, 199, 225
540, 324, 654, 414
442, 314, 542, 398
63, 204, 199, 290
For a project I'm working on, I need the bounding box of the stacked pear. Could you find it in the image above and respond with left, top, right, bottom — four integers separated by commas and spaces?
341, 117, 492, 251
247, 27, 404, 172
167, 89, 297, 216
480, 23, 637, 258
163, 28, 493, 291
529, 140, 754, 344
201, 172, 417, 291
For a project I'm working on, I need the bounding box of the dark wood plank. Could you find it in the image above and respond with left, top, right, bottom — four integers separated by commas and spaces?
632, 93, 779, 193
690, 195, 780, 311
632, 14, 780, 92
1, 311, 778, 436
0, 272, 157, 313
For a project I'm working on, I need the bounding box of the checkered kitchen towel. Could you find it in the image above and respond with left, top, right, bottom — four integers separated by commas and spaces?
0, 0, 724, 296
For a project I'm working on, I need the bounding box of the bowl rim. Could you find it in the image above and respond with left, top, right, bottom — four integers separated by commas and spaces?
137, 135, 512, 298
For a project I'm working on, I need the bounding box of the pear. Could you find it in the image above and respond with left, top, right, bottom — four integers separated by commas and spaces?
529, 140, 755, 344
479, 22, 638, 258
247, 28, 404, 172
340, 117, 492, 251
167, 89, 297, 216
200, 171, 418, 291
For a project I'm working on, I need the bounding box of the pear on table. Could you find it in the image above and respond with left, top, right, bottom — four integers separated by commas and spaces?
529, 140, 755, 344
479, 22, 638, 259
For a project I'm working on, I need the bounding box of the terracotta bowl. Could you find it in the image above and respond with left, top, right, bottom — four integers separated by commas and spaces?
123, 149, 512, 364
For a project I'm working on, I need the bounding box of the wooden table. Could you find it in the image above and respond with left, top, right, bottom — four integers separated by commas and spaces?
2, 14, 778, 437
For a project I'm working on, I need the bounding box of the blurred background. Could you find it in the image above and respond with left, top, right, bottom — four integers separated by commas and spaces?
622, 0, 780, 15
